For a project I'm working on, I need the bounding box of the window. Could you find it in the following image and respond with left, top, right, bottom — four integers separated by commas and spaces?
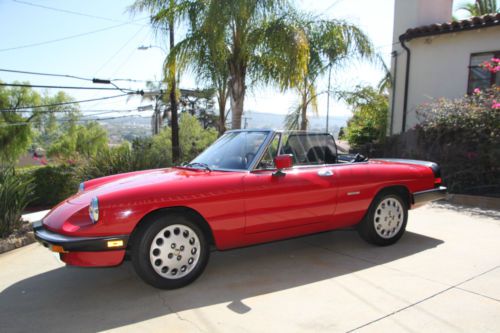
281, 133, 337, 166
255, 133, 281, 170
467, 51, 499, 94
191, 131, 268, 170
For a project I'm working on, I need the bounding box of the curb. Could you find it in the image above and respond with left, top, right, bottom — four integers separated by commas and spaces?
446, 194, 500, 211
0, 210, 49, 255
0, 227, 36, 255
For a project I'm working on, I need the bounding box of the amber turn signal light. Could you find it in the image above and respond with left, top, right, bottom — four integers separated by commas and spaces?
107, 240, 124, 248
51, 245, 67, 253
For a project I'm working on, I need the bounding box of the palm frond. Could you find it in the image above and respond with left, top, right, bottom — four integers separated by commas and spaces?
284, 102, 301, 130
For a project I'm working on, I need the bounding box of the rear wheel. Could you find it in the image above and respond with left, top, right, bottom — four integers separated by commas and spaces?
357, 192, 408, 246
131, 214, 209, 289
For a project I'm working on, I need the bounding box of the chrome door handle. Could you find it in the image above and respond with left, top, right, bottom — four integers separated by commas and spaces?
317, 170, 334, 177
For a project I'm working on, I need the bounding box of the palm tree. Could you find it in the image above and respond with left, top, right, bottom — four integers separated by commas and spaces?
168, 4, 231, 134
285, 18, 375, 130
377, 55, 392, 95
171, 0, 309, 130
130, 0, 190, 162
458, 0, 499, 17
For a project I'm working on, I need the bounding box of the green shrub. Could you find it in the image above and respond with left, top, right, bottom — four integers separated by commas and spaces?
77, 140, 171, 180
374, 86, 500, 196
342, 85, 388, 147
151, 113, 218, 163
0, 166, 34, 237
414, 87, 500, 195
18, 164, 79, 206
78, 114, 218, 180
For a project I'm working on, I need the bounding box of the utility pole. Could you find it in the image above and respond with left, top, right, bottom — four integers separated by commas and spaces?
168, 0, 180, 163
326, 63, 332, 133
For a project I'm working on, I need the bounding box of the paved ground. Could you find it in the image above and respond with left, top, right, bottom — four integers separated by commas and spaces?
1, 203, 499, 333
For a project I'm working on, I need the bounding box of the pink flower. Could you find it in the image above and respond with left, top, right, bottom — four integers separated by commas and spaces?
492, 101, 500, 109
492, 58, 500, 63
473, 88, 481, 94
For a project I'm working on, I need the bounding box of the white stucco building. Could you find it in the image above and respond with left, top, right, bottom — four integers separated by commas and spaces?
389, 0, 500, 135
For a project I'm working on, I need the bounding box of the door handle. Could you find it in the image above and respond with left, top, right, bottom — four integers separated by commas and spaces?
317, 170, 334, 177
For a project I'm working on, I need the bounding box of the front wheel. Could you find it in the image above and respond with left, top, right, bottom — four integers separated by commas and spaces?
131, 214, 210, 289
357, 192, 408, 246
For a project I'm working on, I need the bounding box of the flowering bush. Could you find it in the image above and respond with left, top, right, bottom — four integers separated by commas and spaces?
481, 57, 500, 74
373, 59, 500, 196
413, 86, 500, 195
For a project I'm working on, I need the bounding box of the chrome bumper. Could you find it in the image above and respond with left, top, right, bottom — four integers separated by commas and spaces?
412, 186, 447, 207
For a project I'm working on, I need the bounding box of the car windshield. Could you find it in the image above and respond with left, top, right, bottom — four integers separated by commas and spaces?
189, 131, 269, 170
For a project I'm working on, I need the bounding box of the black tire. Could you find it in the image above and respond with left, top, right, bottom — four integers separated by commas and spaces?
357, 191, 408, 246
131, 213, 210, 289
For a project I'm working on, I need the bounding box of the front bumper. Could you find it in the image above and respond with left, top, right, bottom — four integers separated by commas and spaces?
33, 220, 129, 252
412, 186, 447, 208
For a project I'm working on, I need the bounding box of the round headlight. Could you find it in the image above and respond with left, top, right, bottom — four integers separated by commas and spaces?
78, 182, 85, 193
89, 197, 99, 223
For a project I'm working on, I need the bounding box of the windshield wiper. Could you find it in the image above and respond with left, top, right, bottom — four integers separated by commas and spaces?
183, 162, 212, 172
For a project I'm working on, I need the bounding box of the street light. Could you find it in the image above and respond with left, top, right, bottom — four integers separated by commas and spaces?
137, 45, 167, 53
137, 104, 154, 112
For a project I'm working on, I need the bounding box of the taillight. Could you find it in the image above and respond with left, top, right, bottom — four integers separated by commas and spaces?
434, 177, 442, 187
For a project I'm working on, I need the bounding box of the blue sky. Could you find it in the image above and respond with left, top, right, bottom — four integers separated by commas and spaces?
0, 0, 470, 125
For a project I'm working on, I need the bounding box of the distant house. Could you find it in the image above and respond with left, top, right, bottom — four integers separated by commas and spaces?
389, 0, 500, 135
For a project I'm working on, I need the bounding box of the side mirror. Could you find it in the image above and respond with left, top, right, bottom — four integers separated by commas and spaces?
273, 154, 293, 176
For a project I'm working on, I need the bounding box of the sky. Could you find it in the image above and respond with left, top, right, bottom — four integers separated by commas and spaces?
0, 0, 471, 127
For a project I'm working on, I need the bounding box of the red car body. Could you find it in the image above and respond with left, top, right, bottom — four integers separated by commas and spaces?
35, 130, 446, 272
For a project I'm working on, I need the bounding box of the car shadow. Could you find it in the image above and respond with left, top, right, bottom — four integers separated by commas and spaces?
0, 230, 443, 332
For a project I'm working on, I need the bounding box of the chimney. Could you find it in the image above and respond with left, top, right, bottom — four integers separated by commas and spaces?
392, 0, 453, 44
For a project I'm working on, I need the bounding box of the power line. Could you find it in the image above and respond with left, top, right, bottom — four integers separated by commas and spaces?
2, 108, 141, 114
322, 0, 346, 14
0, 68, 91, 81
109, 30, 153, 78
0, 82, 135, 92
0, 67, 163, 84
94, 26, 147, 76
11, 0, 149, 27
79, 109, 139, 118
0, 19, 147, 52
0, 93, 133, 112
0, 114, 150, 128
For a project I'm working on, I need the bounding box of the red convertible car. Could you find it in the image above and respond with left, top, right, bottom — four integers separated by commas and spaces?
35, 130, 446, 289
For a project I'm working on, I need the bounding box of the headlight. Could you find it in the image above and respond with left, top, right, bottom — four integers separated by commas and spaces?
89, 197, 99, 224
78, 182, 85, 193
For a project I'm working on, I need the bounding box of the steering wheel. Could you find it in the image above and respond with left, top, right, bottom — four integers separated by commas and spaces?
245, 153, 256, 167
350, 153, 367, 163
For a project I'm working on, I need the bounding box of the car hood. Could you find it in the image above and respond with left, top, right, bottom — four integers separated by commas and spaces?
68, 167, 237, 205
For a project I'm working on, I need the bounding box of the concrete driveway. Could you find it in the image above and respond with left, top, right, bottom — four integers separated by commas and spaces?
1, 203, 499, 333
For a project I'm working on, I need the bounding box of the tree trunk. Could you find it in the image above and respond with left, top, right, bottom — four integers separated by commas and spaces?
300, 86, 308, 131
229, 70, 245, 130
217, 91, 227, 135
168, 14, 180, 163
300, 104, 308, 130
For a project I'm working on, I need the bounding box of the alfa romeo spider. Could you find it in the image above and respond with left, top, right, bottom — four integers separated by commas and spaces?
34, 130, 446, 289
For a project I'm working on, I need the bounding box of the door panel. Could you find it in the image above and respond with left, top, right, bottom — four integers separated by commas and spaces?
332, 163, 373, 227
243, 167, 337, 234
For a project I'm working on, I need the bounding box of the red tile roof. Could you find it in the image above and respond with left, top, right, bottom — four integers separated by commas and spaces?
401, 13, 500, 41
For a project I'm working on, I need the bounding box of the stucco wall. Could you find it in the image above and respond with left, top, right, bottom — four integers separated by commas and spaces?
389, 25, 500, 134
